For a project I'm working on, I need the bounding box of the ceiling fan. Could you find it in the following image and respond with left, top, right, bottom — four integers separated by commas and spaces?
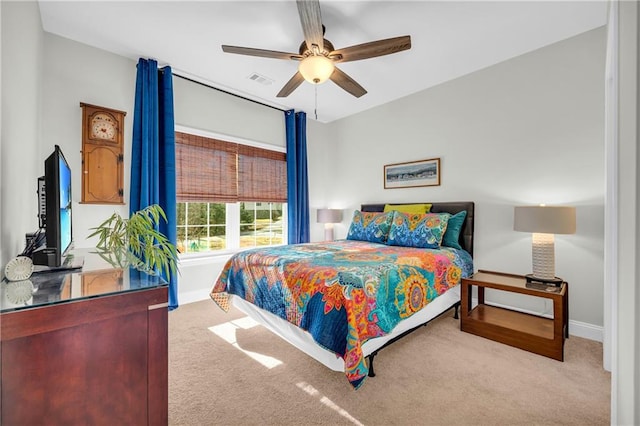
221, 0, 411, 98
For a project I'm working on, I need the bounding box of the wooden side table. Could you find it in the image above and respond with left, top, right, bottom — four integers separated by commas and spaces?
460, 270, 568, 361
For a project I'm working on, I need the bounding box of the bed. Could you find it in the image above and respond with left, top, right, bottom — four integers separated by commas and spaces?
211, 201, 475, 389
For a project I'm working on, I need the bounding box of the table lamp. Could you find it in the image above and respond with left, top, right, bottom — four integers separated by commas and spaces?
514, 205, 576, 285
317, 208, 343, 241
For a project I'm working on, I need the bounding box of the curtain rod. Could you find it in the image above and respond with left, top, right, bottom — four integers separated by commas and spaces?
173, 73, 287, 113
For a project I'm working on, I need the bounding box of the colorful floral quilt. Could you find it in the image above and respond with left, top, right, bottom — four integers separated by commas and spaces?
210, 240, 473, 389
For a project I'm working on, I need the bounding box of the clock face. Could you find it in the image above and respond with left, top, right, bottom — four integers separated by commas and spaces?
90, 113, 117, 140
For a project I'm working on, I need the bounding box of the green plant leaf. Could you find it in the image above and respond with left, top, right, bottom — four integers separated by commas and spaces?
89, 204, 179, 278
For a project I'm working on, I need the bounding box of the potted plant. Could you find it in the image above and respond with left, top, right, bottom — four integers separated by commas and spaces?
88, 204, 178, 278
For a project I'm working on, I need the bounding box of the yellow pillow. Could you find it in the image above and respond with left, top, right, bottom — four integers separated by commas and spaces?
383, 203, 432, 214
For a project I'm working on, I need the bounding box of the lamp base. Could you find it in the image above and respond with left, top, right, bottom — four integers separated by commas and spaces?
525, 274, 564, 287
324, 227, 335, 241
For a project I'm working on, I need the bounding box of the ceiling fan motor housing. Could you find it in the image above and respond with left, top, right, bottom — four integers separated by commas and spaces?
299, 39, 336, 58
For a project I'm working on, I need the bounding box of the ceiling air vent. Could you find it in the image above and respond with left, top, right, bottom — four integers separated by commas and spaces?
247, 72, 273, 86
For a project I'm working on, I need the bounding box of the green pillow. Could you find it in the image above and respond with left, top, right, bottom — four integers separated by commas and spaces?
442, 210, 467, 250
383, 203, 432, 214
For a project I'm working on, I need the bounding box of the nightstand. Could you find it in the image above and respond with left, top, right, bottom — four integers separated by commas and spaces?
460, 270, 568, 361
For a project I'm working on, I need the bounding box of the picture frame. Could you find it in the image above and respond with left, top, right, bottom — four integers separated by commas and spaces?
384, 157, 441, 189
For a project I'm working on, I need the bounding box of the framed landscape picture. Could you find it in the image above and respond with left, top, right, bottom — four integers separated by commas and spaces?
384, 157, 441, 189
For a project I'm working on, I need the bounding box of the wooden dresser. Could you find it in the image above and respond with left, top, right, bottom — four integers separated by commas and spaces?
0, 257, 168, 425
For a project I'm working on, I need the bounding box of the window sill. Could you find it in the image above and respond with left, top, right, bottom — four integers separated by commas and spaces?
178, 250, 236, 263
177, 244, 286, 264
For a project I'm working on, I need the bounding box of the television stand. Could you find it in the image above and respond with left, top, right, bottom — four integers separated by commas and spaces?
32, 254, 84, 274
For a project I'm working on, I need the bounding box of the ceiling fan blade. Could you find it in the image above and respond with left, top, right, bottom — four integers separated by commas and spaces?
330, 67, 367, 98
330, 36, 412, 63
277, 72, 305, 97
296, 0, 324, 53
222, 45, 303, 61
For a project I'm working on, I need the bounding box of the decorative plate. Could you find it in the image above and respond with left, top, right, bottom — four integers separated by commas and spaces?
4, 256, 34, 281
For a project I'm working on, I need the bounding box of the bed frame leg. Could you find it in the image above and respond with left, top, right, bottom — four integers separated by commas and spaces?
365, 301, 462, 378
367, 353, 377, 377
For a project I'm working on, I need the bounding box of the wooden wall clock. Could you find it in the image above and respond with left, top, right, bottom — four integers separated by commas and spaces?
80, 102, 126, 204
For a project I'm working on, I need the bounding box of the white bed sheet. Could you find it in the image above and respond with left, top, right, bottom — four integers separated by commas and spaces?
231, 284, 461, 372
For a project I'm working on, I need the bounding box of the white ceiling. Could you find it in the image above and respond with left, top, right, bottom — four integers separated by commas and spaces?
38, 1, 607, 123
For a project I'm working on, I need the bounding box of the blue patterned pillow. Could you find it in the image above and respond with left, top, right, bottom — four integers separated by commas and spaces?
387, 211, 449, 248
346, 211, 393, 244
442, 210, 467, 250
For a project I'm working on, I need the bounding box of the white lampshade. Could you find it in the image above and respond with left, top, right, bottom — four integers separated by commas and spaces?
298, 55, 335, 84
514, 205, 576, 283
514, 206, 576, 235
317, 208, 342, 224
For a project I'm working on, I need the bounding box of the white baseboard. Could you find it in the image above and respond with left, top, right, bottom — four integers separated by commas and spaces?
178, 289, 212, 305
472, 298, 603, 342
568, 319, 603, 342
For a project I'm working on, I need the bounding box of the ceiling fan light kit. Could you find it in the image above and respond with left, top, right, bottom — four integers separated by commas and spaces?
221, 0, 411, 98
298, 55, 335, 84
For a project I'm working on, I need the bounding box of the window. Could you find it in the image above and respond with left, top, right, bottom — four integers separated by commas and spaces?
239, 202, 284, 248
176, 201, 285, 253
175, 132, 287, 254
176, 202, 226, 253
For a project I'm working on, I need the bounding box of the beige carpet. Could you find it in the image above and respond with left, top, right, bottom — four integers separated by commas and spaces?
168, 299, 610, 426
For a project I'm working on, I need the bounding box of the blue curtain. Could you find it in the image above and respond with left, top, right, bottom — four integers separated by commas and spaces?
285, 110, 310, 244
130, 58, 178, 310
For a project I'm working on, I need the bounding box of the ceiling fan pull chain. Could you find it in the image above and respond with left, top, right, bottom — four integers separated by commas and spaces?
315, 85, 318, 121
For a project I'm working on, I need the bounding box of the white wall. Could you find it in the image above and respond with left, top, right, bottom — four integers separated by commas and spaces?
614, 1, 639, 423
1, 0, 3, 270
307, 28, 606, 332
306, 118, 340, 242
173, 76, 285, 148
42, 33, 136, 249
1, 1, 43, 270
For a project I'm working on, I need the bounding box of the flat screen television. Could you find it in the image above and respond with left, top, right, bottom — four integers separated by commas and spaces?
31, 145, 75, 268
